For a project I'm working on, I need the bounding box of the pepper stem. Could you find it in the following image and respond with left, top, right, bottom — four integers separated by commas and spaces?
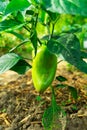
50, 85, 56, 103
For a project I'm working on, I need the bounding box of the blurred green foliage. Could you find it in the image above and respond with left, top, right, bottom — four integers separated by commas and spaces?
0, 1, 87, 57
0, 13, 87, 57
0, 29, 33, 57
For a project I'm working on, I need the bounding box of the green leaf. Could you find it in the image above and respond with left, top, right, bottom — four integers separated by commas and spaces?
62, 27, 82, 34
39, 10, 46, 23
30, 0, 40, 5
47, 39, 61, 54
16, 11, 25, 23
42, 94, 61, 130
81, 51, 87, 58
41, 0, 87, 16
42, 106, 53, 130
56, 84, 67, 89
56, 76, 67, 82
47, 33, 87, 74
26, 10, 34, 15
0, 0, 9, 14
8, 31, 25, 40
0, 53, 22, 74
41, 34, 60, 41
47, 11, 59, 22
68, 86, 78, 100
11, 59, 32, 74
57, 34, 87, 73
4, 0, 30, 16
0, 19, 25, 32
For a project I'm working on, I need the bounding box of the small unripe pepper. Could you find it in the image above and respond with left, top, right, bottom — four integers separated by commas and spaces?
32, 45, 57, 93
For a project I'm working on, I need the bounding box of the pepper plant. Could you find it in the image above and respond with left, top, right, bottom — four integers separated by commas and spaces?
0, 0, 87, 129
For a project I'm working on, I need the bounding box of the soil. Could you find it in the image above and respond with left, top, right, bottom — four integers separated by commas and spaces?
0, 61, 87, 130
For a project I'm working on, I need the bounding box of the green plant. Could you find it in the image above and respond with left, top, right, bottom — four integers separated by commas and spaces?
0, 0, 87, 129
56, 75, 78, 100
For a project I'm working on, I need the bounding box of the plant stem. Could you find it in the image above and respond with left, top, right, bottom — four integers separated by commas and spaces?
37, 37, 42, 45
57, 60, 63, 64
23, 25, 30, 32
35, 13, 38, 27
51, 23, 55, 38
9, 39, 30, 52
50, 85, 55, 99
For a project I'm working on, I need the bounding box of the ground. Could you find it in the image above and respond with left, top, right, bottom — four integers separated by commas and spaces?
0, 61, 87, 130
